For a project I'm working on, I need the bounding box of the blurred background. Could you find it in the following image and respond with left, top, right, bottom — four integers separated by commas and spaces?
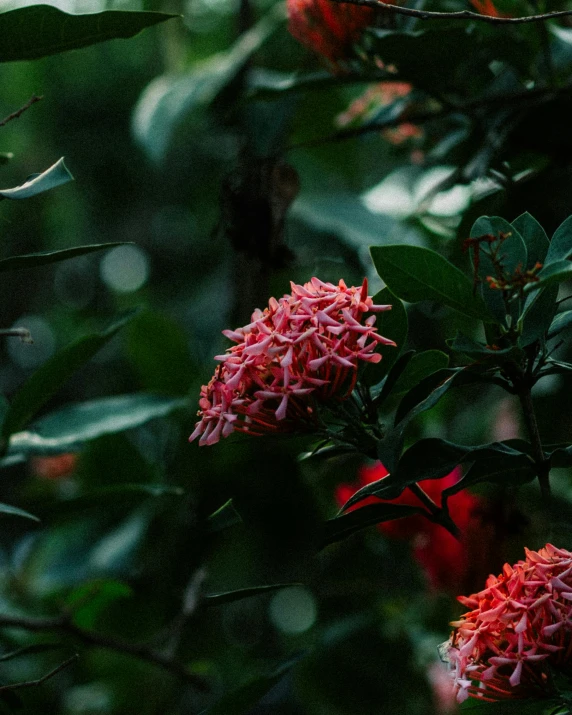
0, 0, 572, 711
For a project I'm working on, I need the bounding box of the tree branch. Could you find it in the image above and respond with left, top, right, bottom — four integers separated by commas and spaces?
332, 0, 572, 25
289, 82, 568, 150
0, 95, 43, 129
0, 613, 209, 692
0, 654, 78, 692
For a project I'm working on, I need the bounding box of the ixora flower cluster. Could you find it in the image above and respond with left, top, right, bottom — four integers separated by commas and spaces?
189, 278, 394, 446
287, 0, 378, 65
446, 544, 572, 703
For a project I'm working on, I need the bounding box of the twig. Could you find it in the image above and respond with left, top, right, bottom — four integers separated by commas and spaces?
0, 653, 78, 692
0, 613, 209, 692
0, 95, 43, 129
332, 0, 572, 25
289, 81, 567, 150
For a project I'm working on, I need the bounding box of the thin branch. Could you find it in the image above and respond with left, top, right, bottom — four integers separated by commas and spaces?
0, 653, 78, 692
289, 81, 567, 150
332, 0, 572, 25
0, 95, 43, 129
0, 613, 209, 692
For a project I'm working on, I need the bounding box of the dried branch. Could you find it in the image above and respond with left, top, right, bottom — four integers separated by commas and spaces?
0, 653, 78, 692
0, 95, 43, 129
0, 613, 209, 692
332, 0, 572, 25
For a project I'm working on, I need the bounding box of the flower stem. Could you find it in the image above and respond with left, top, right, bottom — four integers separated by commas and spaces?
518, 386, 552, 503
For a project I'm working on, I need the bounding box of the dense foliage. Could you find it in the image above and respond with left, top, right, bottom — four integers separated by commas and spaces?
3, 0, 572, 713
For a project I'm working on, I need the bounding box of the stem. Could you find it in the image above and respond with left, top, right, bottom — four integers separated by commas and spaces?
408, 483, 461, 540
331, 0, 572, 25
0, 613, 209, 692
518, 386, 552, 503
0, 654, 78, 692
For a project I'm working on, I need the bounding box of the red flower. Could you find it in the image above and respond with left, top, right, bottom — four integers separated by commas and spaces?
470, 0, 508, 17
287, 0, 377, 65
446, 544, 572, 703
336, 462, 483, 592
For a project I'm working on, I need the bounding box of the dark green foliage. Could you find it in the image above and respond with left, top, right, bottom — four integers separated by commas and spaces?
0, 6, 178, 62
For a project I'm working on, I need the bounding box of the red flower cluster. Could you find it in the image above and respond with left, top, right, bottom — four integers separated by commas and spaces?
447, 544, 572, 703
190, 278, 394, 446
287, 0, 378, 65
336, 463, 482, 592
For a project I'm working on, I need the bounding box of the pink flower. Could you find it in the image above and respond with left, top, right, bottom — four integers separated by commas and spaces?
189, 278, 394, 446
446, 544, 572, 703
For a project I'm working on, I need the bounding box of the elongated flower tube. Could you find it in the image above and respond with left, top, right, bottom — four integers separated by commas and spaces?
189, 277, 394, 446
445, 544, 572, 703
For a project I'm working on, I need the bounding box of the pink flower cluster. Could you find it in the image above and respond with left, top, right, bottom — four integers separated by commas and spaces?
189, 277, 394, 446
447, 543, 572, 703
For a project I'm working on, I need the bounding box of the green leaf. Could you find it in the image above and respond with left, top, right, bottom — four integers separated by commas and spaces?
470, 216, 527, 324
1, 311, 137, 442
524, 259, 572, 293
207, 499, 242, 533
370, 245, 493, 322
460, 696, 565, 714
66, 579, 132, 629
292, 193, 400, 255
370, 350, 414, 405
0, 502, 40, 522
0, 158, 72, 200
366, 27, 490, 94
345, 438, 531, 507
448, 331, 514, 358
126, 310, 197, 395
442, 455, 536, 503
377, 367, 493, 475
205, 584, 302, 607
322, 503, 424, 546
200, 657, 300, 715
392, 350, 449, 395
548, 310, 572, 339
36, 484, 184, 520
519, 284, 559, 347
0, 643, 64, 662
0, 242, 129, 272
132, 5, 283, 162
363, 288, 407, 387
549, 444, 572, 468
247, 69, 374, 98
547, 214, 572, 263
511, 212, 549, 268
7, 394, 187, 457
0, 6, 178, 62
